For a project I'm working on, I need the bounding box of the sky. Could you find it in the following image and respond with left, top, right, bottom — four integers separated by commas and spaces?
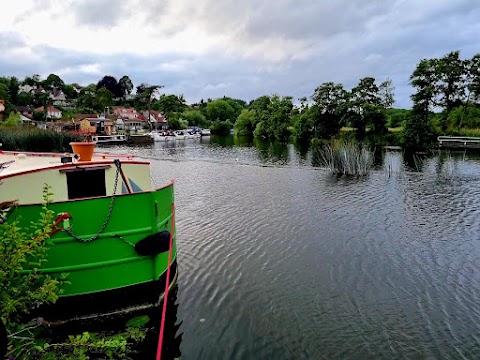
0, 0, 479, 108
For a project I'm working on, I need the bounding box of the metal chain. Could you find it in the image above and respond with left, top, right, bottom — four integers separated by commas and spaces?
64, 163, 120, 242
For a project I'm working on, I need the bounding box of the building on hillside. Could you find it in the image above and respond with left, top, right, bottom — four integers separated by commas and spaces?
16, 106, 33, 119
34, 106, 62, 119
77, 116, 116, 135
113, 107, 137, 119
142, 110, 168, 130
49, 88, 68, 107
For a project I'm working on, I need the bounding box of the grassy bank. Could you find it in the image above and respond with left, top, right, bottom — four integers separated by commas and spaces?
0, 128, 80, 152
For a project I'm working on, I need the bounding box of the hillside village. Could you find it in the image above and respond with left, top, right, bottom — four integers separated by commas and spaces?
0, 74, 192, 135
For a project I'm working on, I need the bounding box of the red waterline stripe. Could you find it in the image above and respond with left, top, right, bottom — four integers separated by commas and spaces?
156, 202, 175, 360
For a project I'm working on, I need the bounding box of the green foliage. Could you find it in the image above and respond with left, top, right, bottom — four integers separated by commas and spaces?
386, 108, 411, 128
211, 119, 233, 135
2, 112, 21, 127
0, 128, 81, 152
311, 82, 347, 138
205, 99, 235, 123
94, 87, 114, 112
181, 110, 207, 128
402, 106, 435, 150
167, 115, 189, 130
0, 185, 62, 325
0, 187, 146, 360
43, 74, 65, 90
152, 94, 186, 114
234, 109, 258, 136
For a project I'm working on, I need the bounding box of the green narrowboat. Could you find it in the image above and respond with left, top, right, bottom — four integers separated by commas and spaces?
0, 144, 177, 321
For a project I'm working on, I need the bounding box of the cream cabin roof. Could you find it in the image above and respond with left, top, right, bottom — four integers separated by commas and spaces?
0, 151, 139, 178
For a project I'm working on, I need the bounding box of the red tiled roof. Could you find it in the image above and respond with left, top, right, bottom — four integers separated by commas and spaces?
34, 106, 62, 112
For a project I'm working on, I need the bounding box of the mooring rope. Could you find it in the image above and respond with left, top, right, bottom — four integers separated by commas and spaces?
156, 202, 175, 360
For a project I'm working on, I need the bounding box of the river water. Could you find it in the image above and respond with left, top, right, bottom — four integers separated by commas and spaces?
103, 137, 480, 359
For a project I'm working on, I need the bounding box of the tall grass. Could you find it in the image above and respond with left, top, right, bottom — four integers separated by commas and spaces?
319, 141, 374, 176
0, 128, 80, 152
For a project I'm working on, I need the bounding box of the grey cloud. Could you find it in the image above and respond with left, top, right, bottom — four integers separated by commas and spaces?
0, 32, 27, 52
71, 0, 130, 29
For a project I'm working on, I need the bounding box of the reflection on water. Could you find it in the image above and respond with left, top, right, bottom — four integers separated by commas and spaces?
98, 137, 480, 359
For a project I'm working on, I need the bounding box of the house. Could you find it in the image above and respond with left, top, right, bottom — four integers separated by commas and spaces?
76, 115, 116, 135
19, 84, 34, 93
49, 88, 68, 107
142, 110, 168, 130
34, 105, 62, 119
16, 106, 33, 119
113, 107, 137, 119
124, 114, 150, 132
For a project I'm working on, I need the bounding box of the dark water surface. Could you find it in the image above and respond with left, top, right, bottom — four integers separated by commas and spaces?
103, 137, 480, 359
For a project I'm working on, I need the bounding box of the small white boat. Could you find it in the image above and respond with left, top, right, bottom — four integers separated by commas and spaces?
173, 131, 186, 140
149, 131, 167, 142
200, 128, 211, 136
91, 134, 127, 144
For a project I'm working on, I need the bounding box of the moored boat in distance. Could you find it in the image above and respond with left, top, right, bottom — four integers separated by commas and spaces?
92, 134, 127, 144
200, 128, 211, 136
0, 144, 177, 322
128, 133, 154, 144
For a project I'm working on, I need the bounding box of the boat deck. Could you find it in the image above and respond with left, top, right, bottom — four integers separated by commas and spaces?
0, 150, 138, 178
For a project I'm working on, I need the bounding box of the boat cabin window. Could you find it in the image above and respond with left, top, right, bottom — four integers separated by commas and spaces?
66, 169, 106, 199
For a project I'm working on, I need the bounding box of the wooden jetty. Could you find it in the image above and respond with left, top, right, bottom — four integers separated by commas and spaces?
438, 136, 480, 149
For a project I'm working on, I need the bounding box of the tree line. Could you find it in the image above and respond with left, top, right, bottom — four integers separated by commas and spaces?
1, 50, 480, 148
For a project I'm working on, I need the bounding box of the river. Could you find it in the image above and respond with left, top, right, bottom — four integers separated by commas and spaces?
103, 136, 480, 359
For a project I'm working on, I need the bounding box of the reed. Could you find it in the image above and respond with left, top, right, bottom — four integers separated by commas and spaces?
319, 140, 373, 176
0, 128, 80, 152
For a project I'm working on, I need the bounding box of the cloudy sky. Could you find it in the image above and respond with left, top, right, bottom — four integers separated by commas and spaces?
0, 0, 478, 108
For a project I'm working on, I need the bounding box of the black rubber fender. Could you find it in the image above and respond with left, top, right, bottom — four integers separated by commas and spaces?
134, 231, 171, 256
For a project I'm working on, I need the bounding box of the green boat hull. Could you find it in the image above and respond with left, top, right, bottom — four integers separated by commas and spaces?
12, 183, 176, 297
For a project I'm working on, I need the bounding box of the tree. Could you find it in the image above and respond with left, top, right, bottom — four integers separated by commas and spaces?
136, 84, 164, 129
43, 74, 65, 90
234, 109, 259, 136
96, 76, 122, 98
16, 92, 33, 106
118, 75, 134, 99
349, 77, 381, 137
181, 110, 207, 127
436, 51, 465, 112
8, 77, 19, 105
311, 82, 347, 138
94, 87, 114, 112
379, 78, 395, 109
76, 84, 97, 112
205, 99, 235, 122
152, 94, 186, 114
403, 105, 435, 149
410, 58, 438, 115
1, 112, 21, 126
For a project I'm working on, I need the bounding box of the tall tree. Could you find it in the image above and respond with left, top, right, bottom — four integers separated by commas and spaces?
410, 58, 439, 115
205, 99, 235, 122
94, 87, 114, 112
136, 84, 164, 129
311, 82, 347, 138
118, 75, 134, 99
97, 76, 122, 98
43, 73, 65, 89
436, 51, 465, 112
379, 78, 395, 109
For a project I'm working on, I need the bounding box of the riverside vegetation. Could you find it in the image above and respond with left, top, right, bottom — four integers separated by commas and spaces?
0, 186, 146, 360
0, 50, 479, 151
